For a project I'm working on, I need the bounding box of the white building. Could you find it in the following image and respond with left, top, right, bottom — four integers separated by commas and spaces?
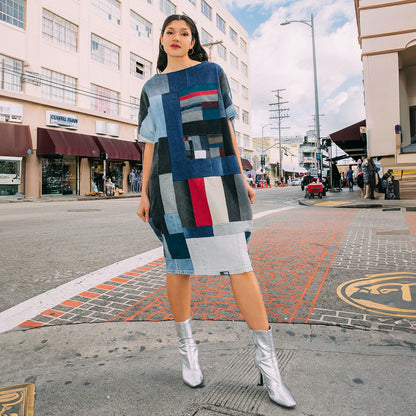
0, 0, 251, 198
353, 0, 416, 171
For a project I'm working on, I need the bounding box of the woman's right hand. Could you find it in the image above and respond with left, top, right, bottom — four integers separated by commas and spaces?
137, 194, 150, 222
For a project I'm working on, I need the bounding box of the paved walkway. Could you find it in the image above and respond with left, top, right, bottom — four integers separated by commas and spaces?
0, 188, 415, 415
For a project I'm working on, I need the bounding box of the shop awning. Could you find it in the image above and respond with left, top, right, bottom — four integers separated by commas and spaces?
93, 136, 142, 161
0, 122, 33, 157
241, 158, 253, 170
329, 120, 367, 160
37, 128, 101, 157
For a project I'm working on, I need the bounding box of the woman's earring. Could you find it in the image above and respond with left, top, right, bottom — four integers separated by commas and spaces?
188, 48, 194, 55
160, 44, 165, 51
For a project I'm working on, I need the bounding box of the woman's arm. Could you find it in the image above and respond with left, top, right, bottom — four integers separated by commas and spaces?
228, 119, 255, 204
136, 142, 154, 222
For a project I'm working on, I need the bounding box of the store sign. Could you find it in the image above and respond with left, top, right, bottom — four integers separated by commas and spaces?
96, 120, 119, 137
46, 111, 78, 130
0, 101, 23, 123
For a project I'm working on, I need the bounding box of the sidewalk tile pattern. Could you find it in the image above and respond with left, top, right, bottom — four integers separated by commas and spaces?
16, 210, 416, 334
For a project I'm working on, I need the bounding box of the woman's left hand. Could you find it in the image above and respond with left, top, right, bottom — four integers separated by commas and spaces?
246, 183, 255, 204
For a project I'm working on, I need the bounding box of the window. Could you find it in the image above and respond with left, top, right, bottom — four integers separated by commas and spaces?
230, 78, 238, 95
0, 54, 22, 91
201, 29, 212, 46
217, 43, 226, 61
201, 0, 211, 20
42, 9, 78, 52
188, 0, 195, 4
229, 27, 237, 43
130, 10, 152, 42
241, 85, 248, 100
241, 62, 248, 77
41, 68, 76, 105
243, 134, 250, 148
130, 97, 140, 121
242, 110, 249, 124
130, 53, 152, 80
216, 14, 225, 33
0, 0, 24, 28
234, 105, 239, 120
92, 0, 120, 25
160, 0, 176, 16
240, 38, 247, 53
230, 53, 238, 69
91, 84, 119, 115
91, 34, 120, 70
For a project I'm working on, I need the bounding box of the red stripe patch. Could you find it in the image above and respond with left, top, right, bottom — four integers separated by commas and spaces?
188, 177, 212, 227
180, 90, 217, 101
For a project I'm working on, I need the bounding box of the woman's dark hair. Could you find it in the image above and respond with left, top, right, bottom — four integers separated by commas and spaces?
157, 14, 208, 73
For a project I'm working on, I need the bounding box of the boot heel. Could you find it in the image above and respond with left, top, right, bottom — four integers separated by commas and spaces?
258, 372, 264, 386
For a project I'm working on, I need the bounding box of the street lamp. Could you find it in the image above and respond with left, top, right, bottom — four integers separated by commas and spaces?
261, 123, 272, 172
281, 13, 322, 179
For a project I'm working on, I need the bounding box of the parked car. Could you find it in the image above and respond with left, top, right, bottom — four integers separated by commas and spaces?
291, 178, 302, 186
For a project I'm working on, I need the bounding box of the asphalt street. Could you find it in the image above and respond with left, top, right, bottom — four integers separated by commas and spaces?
0, 187, 415, 415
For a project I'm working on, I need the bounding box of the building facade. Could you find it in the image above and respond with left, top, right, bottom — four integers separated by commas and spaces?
354, 0, 416, 171
0, 0, 251, 198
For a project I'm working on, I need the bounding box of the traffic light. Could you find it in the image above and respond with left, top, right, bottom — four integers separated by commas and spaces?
261, 155, 266, 166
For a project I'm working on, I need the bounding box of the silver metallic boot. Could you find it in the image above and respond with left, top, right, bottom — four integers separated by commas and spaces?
175, 317, 204, 388
251, 327, 296, 408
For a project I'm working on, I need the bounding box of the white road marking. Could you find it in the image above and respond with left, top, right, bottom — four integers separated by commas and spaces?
0, 206, 296, 334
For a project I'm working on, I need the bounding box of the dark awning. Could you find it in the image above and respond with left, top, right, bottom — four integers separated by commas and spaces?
0, 122, 33, 157
329, 120, 367, 160
37, 128, 101, 157
241, 158, 253, 170
94, 136, 142, 161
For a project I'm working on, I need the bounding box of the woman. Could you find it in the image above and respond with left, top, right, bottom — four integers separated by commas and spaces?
136, 14, 295, 408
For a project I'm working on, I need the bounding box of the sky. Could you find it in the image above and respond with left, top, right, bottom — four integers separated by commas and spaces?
219, 0, 365, 141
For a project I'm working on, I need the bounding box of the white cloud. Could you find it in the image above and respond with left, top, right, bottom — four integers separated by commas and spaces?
223, 0, 365, 139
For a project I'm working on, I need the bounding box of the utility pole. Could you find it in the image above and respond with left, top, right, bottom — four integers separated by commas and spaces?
269, 89, 289, 181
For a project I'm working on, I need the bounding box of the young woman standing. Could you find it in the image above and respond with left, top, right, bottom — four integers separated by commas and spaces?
136, 14, 295, 408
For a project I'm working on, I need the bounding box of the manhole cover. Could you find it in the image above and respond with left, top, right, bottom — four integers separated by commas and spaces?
0, 383, 35, 416
337, 272, 416, 318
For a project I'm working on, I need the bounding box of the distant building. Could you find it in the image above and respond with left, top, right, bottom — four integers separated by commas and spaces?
0, 0, 250, 198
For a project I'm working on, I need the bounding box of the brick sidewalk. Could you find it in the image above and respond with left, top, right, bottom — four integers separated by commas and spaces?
18, 207, 416, 334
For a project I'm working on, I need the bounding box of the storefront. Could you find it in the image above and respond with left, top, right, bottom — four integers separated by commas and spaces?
37, 128, 142, 196
0, 122, 33, 197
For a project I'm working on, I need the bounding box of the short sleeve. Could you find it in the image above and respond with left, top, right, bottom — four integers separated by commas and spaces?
137, 88, 156, 143
219, 70, 238, 121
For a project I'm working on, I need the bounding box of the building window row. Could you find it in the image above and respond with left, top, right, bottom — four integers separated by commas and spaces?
0, 0, 24, 28
130, 10, 152, 41
41, 68, 76, 106
42, 9, 78, 52
160, 0, 176, 16
0, 53, 22, 92
92, 0, 121, 25
91, 83, 119, 115
91, 33, 120, 70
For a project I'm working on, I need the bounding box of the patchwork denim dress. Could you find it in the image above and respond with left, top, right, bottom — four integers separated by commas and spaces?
138, 61, 253, 276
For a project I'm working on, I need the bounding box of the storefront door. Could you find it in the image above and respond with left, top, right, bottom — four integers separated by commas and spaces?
42, 156, 77, 195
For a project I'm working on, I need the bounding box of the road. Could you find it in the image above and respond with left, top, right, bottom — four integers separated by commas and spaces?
0, 186, 304, 313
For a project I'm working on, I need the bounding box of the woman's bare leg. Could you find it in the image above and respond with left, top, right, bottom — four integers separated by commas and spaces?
166, 273, 192, 322
229, 270, 269, 330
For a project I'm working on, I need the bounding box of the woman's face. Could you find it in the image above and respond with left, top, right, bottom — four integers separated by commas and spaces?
160, 19, 195, 58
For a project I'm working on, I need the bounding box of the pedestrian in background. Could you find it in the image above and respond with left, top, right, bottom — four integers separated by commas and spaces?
134, 170, 140, 194
356, 159, 365, 197
362, 157, 376, 199
136, 14, 295, 409
346, 165, 354, 191
129, 169, 136, 193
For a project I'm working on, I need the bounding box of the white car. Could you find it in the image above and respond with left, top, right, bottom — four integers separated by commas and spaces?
291, 178, 302, 186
